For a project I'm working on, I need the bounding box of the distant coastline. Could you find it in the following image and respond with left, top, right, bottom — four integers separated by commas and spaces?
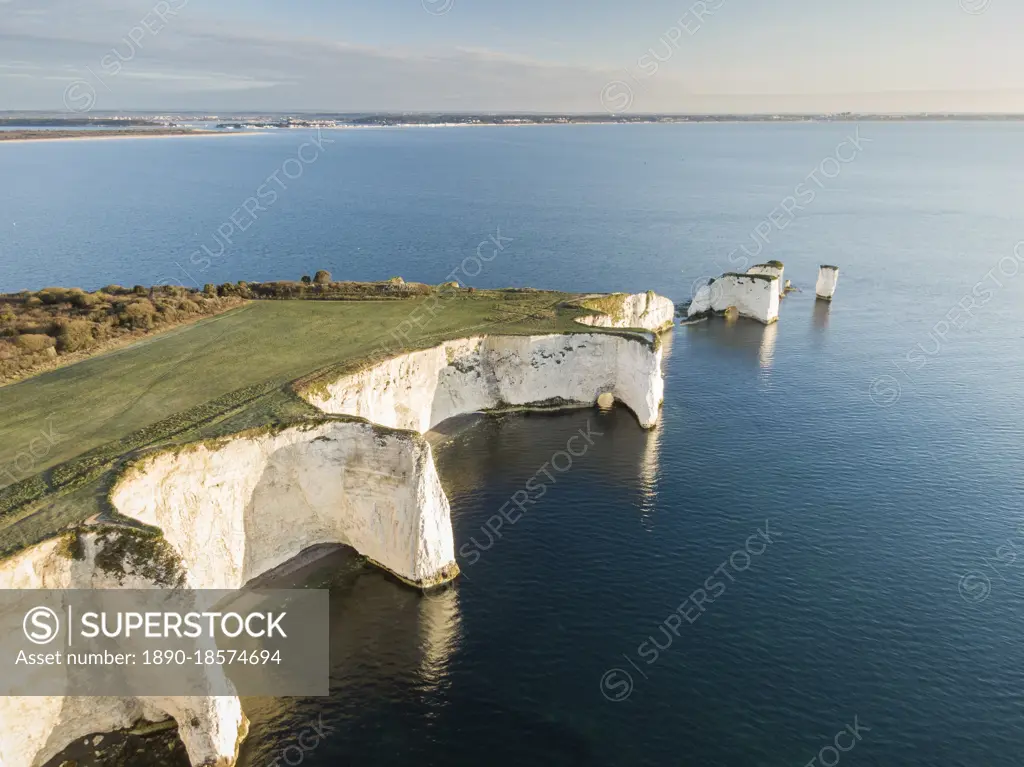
4, 112, 1024, 139
0, 128, 258, 143
0, 112, 1020, 145
216, 112, 1024, 129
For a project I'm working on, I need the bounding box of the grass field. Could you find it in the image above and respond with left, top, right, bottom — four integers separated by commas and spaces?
0, 289, 628, 554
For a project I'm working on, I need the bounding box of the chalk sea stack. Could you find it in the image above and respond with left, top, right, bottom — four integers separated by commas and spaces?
688, 273, 780, 325
815, 265, 840, 301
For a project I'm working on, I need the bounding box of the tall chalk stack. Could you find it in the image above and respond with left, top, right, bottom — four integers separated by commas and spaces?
815, 265, 840, 301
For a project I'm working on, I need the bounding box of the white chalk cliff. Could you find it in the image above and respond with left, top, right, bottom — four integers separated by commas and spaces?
0, 534, 247, 767
815, 265, 840, 300
688, 274, 780, 324
109, 421, 457, 590
302, 333, 664, 432
0, 315, 671, 767
573, 292, 675, 332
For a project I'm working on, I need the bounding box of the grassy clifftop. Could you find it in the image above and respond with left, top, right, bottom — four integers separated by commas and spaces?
0, 282, 646, 555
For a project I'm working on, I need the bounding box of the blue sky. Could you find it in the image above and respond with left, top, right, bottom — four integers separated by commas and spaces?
2, 0, 1022, 113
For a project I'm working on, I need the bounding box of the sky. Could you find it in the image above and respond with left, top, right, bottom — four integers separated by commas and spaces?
2, 0, 1024, 114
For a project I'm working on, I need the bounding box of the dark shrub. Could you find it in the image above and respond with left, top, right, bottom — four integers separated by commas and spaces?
69, 289, 97, 309
37, 288, 72, 305
122, 301, 156, 330
15, 334, 56, 353
55, 319, 95, 352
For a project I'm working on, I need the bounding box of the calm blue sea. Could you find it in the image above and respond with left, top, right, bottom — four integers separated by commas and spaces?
5, 123, 1024, 766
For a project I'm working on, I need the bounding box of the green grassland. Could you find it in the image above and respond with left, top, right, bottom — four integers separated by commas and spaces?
0, 288, 643, 556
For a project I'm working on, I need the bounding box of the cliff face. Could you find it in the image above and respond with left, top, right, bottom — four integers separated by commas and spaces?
688, 275, 780, 324
0, 535, 247, 767
1, 327, 667, 767
574, 292, 675, 332
109, 421, 457, 590
302, 333, 664, 431
0, 420, 456, 767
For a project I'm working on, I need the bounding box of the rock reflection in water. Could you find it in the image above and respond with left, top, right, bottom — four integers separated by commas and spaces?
237, 400, 665, 767
681, 317, 780, 371
237, 546, 462, 767
812, 297, 831, 331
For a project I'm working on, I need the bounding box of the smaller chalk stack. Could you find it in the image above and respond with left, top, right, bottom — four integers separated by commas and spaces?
815, 265, 840, 301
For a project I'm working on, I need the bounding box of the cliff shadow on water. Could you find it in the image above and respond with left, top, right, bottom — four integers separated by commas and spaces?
433, 406, 663, 508
232, 401, 663, 767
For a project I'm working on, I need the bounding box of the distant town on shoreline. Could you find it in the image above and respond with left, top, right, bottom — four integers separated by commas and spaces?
3, 111, 1024, 131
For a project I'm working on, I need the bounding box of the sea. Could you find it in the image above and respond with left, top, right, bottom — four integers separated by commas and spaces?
4, 122, 1024, 766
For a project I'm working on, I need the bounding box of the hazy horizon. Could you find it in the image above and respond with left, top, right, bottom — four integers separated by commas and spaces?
2, 0, 1022, 114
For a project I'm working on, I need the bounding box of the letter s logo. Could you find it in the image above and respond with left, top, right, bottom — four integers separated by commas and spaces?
24, 606, 60, 645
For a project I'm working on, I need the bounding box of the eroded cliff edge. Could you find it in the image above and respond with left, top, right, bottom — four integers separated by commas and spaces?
572, 292, 675, 332
114, 332, 666, 592
110, 420, 458, 590
0, 532, 247, 767
0, 317, 671, 767
300, 333, 664, 432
